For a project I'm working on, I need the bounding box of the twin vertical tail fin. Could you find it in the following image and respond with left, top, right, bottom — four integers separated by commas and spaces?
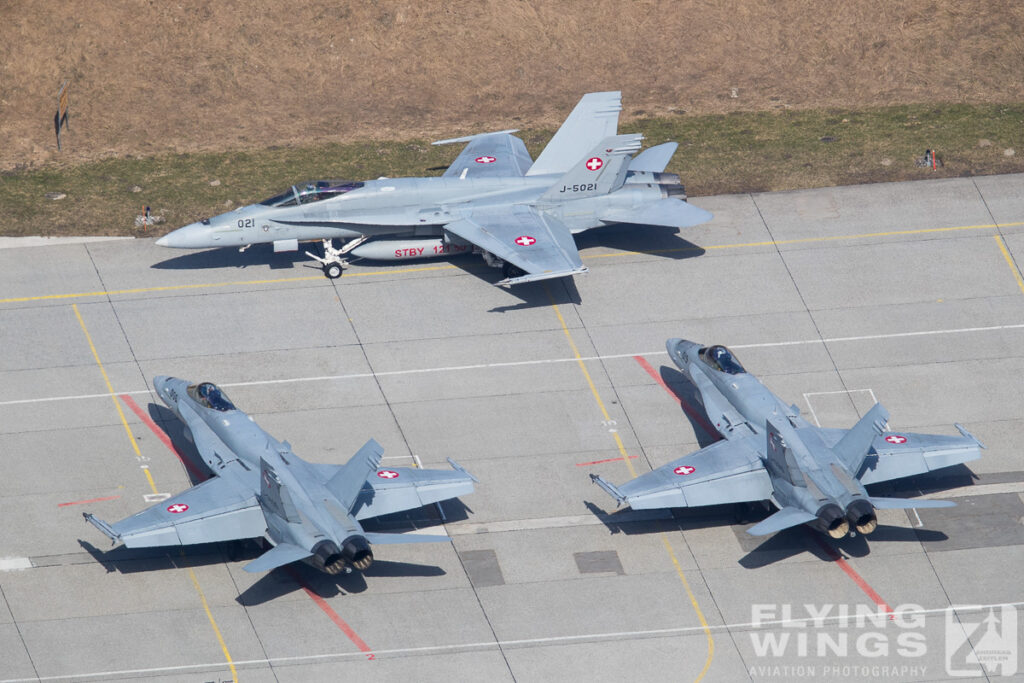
540, 134, 644, 202
260, 458, 301, 523
832, 403, 890, 475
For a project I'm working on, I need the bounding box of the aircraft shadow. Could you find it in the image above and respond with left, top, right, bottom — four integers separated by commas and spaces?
572, 223, 706, 261
78, 539, 241, 573
237, 558, 446, 605
146, 403, 213, 485
151, 243, 314, 272
656, 366, 721, 448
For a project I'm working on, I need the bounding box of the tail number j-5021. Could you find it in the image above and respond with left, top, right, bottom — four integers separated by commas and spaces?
559, 183, 598, 193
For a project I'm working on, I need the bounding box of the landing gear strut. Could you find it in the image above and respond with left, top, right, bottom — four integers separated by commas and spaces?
305, 236, 369, 279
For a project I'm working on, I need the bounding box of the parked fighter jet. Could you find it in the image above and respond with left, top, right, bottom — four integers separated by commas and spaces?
591, 339, 984, 539
85, 376, 476, 574
155, 91, 712, 285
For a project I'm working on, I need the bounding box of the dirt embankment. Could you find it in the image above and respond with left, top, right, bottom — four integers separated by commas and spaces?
2, 1, 1022, 172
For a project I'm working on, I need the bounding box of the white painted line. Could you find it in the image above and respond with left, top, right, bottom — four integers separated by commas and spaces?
5, 601, 1023, 682
0, 557, 32, 571
3, 322, 1024, 408
447, 509, 672, 536
912, 509, 924, 527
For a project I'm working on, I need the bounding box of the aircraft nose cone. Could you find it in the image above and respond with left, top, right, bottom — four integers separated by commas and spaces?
666, 338, 698, 368
152, 375, 185, 400
155, 222, 212, 248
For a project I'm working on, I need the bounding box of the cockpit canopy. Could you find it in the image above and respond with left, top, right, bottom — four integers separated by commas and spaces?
187, 382, 237, 412
699, 345, 746, 375
259, 180, 364, 207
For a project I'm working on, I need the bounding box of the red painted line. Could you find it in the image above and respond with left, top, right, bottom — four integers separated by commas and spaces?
286, 567, 375, 659
633, 356, 721, 438
58, 495, 121, 507
119, 394, 209, 481
810, 534, 894, 616
575, 455, 639, 466
634, 357, 896, 616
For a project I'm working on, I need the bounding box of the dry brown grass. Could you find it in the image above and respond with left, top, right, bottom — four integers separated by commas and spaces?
1, 1, 1021, 172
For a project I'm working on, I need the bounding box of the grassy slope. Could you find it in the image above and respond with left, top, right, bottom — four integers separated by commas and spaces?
1, 103, 1021, 238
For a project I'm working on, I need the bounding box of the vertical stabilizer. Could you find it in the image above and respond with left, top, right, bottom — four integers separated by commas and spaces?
540, 134, 643, 202
834, 403, 890, 475
326, 439, 385, 511
526, 91, 622, 176
260, 458, 301, 523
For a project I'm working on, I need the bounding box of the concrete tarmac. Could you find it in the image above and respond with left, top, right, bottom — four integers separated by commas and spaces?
1, 174, 1022, 682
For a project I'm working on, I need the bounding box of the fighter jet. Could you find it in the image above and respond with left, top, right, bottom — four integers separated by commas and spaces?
155, 91, 712, 285
591, 339, 984, 539
84, 376, 476, 574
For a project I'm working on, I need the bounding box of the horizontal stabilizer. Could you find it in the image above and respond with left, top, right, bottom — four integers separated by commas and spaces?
600, 198, 713, 229
746, 507, 817, 536
868, 497, 956, 510
628, 142, 678, 172
590, 474, 627, 507
363, 531, 451, 544
243, 542, 312, 573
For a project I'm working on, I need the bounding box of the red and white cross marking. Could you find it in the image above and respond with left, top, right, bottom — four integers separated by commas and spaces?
884, 435, 908, 444
514, 235, 537, 247
377, 470, 400, 479
167, 503, 189, 513
585, 157, 604, 171
674, 465, 696, 476
475, 156, 497, 164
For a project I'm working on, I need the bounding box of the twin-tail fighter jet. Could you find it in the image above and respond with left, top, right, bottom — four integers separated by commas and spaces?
156, 91, 713, 285
85, 376, 476, 574
592, 339, 984, 539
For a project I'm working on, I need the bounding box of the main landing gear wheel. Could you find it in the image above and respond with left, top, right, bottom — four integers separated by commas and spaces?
502, 262, 526, 279
324, 263, 343, 279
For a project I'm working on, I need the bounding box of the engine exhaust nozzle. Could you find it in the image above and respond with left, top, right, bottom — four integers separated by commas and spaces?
846, 499, 878, 535
814, 503, 850, 539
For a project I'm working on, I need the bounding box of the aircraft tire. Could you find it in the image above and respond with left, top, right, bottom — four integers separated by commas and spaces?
502, 262, 525, 279
324, 263, 343, 279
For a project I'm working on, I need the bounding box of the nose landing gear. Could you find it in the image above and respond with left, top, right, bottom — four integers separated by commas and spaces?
305, 236, 369, 279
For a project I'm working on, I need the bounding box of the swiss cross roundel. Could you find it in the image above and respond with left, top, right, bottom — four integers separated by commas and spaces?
514, 235, 536, 247
884, 435, 908, 444
377, 470, 399, 479
167, 503, 189, 513
585, 157, 604, 171
475, 156, 496, 164
674, 465, 696, 476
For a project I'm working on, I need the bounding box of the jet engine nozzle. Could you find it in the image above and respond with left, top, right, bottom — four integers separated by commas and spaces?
813, 503, 850, 539
311, 540, 346, 575
845, 499, 878, 535
341, 535, 374, 571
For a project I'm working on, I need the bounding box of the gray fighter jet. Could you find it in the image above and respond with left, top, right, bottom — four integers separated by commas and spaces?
84, 376, 476, 574
155, 91, 712, 285
591, 339, 984, 539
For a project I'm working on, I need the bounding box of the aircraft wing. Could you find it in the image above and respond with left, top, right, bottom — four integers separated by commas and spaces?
433, 131, 534, 179
813, 425, 984, 485
84, 476, 267, 548
444, 206, 587, 285
592, 436, 773, 510
321, 459, 477, 521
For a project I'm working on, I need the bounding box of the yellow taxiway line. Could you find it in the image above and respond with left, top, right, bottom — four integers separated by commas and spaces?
995, 235, 1024, 296
545, 287, 714, 681
73, 303, 238, 682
